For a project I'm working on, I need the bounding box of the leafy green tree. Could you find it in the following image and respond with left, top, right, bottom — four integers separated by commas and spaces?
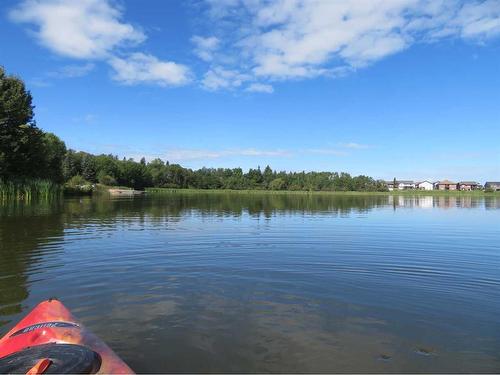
118, 159, 151, 189
167, 164, 190, 188
269, 177, 286, 190
94, 154, 119, 180
147, 158, 166, 186
62, 150, 83, 181
246, 167, 263, 187
0, 66, 46, 179
42, 132, 67, 183
97, 171, 116, 186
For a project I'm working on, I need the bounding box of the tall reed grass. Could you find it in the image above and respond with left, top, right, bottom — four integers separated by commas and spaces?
0, 179, 62, 201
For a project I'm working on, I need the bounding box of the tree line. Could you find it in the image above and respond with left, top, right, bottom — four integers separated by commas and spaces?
61, 152, 388, 191
1, 66, 387, 193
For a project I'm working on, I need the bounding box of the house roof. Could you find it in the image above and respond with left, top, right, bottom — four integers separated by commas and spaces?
459, 181, 479, 185
384, 180, 414, 184
416, 180, 433, 184
485, 182, 500, 185
436, 180, 456, 185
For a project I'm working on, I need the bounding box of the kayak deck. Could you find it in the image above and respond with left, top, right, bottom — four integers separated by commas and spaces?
0, 299, 133, 374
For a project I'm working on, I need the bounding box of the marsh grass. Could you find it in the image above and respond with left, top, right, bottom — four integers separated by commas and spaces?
0, 179, 62, 201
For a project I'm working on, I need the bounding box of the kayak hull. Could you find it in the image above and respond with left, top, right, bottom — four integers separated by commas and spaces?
0, 299, 133, 374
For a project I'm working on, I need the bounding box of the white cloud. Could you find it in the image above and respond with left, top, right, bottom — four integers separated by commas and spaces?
11, 0, 500, 92
10, 0, 189, 88
197, 0, 500, 89
165, 148, 291, 162
201, 67, 251, 90
109, 53, 191, 86
454, 0, 500, 39
191, 35, 220, 61
10, 0, 145, 59
245, 83, 274, 93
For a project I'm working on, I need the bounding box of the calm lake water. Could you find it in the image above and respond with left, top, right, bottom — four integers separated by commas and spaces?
1, 193, 499, 373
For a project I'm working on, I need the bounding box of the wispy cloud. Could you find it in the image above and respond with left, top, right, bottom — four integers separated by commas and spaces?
164, 148, 291, 162
72, 113, 97, 125
339, 142, 371, 150
194, 0, 500, 91
201, 67, 251, 91
305, 141, 371, 156
48, 63, 95, 78
245, 83, 274, 93
191, 35, 220, 62
73, 144, 368, 163
29, 63, 95, 87
306, 149, 348, 157
28, 77, 52, 87
10, 0, 500, 92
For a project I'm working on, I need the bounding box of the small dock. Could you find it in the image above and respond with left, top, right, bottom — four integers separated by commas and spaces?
108, 189, 145, 196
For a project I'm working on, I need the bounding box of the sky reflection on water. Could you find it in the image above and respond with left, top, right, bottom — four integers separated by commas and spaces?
1, 193, 499, 372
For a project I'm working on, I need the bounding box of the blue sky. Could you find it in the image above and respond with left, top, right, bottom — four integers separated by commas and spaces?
1, 0, 500, 181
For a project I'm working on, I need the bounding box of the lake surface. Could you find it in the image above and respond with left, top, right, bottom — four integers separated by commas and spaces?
1, 193, 499, 373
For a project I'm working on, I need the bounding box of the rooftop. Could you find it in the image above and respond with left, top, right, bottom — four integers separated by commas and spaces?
459, 181, 479, 185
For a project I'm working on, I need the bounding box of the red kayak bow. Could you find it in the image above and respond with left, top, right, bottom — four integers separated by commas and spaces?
0, 299, 133, 374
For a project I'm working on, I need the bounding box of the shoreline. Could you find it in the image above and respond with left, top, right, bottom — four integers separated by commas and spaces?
145, 187, 499, 196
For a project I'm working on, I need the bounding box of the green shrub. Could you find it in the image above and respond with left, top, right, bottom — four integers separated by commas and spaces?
97, 172, 117, 186
66, 175, 89, 187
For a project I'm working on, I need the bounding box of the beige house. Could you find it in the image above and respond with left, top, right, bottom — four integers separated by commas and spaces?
458, 181, 480, 191
416, 181, 434, 190
385, 180, 415, 190
485, 182, 500, 191
435, 180, 457, 190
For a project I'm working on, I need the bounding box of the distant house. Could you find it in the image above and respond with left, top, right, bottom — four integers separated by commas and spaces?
416, 181, 434, 191
458, 181, 480, 191
435, 180, 457, 191
398, 180, 415, 190
386, 180, 415, 190
385, 180, 415, 190
385, 181, 397, 191
485, 182, 500, 191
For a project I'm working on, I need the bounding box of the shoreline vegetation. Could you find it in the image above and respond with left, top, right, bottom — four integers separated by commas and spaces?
3, 183, 496, 203
0, 179, 62, 201
1, 66, 497, 202
145, 187, 499, 196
